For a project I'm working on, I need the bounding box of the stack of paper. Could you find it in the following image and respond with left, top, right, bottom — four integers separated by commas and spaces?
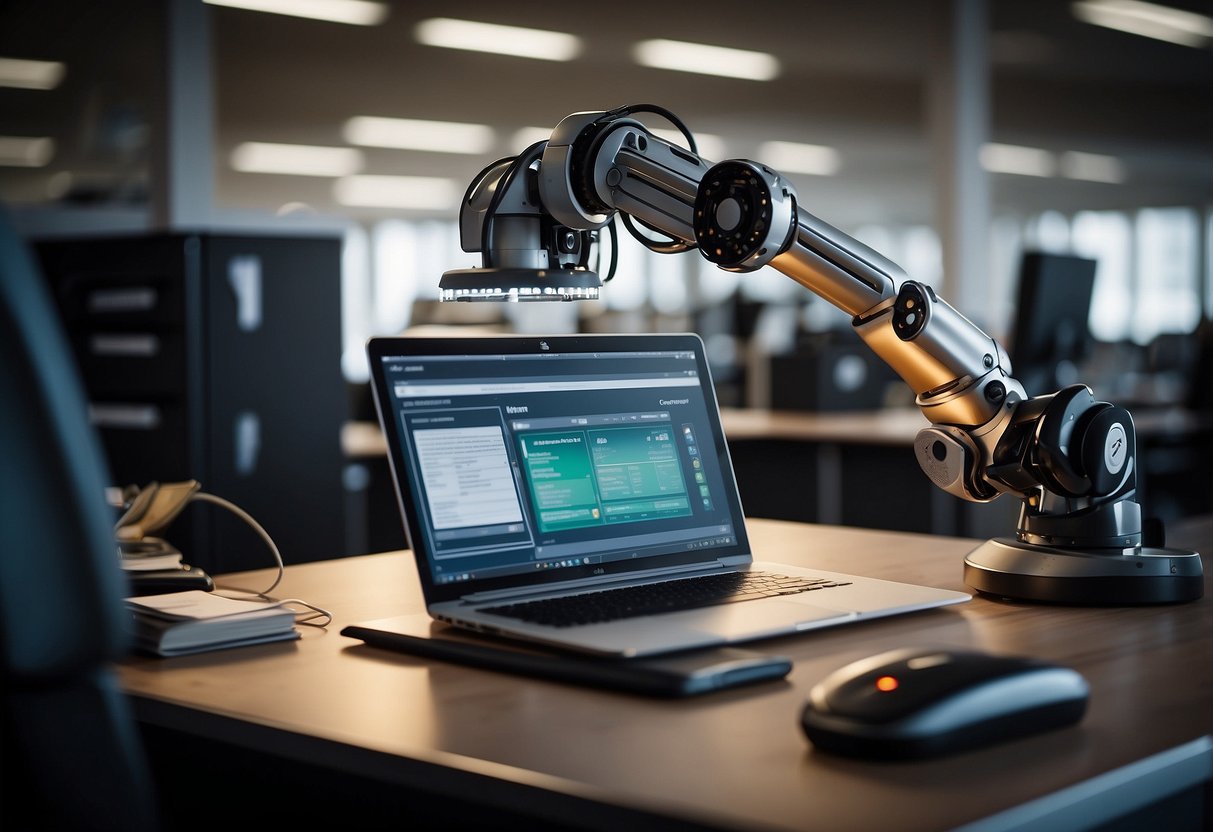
126, 590, 299, 657
119, 538, 186, 574
121, 550, 184, 572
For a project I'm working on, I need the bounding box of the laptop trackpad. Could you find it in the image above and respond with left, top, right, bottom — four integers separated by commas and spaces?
689, 599, 853, 639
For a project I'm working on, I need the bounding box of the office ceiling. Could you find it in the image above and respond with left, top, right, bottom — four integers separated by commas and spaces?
1, 0, 1211, 230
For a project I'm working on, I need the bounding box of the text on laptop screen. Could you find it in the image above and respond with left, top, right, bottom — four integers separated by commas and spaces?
378, 346, 741, 586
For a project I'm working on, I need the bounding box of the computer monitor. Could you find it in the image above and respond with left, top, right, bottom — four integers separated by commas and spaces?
1008, 251, 1098, 398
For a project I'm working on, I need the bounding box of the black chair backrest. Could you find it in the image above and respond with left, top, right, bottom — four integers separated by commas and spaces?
0, 212, 158, 831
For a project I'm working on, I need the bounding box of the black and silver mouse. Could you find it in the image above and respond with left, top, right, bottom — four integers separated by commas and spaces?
801, 647, 1089, 760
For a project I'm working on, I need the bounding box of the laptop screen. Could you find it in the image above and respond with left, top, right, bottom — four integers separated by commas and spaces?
367, 334, 751, 601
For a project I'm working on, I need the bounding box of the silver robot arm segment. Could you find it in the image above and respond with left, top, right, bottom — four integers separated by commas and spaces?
540, 111, 707, 244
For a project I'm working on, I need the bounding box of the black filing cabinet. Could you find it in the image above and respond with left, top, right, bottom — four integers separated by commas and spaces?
35, 233, 346, 574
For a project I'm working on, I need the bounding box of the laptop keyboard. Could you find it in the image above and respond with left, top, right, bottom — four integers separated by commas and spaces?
481, 571, 851, 628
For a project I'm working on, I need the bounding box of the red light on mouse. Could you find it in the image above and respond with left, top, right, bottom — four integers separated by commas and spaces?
875, 675, 899, 692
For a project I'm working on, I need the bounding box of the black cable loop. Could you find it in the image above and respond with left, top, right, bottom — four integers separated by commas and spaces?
481, 140, 547, 269
604, 218, 619, 282
621, 212, 694, 255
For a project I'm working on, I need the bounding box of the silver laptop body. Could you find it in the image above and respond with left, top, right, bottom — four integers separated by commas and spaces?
367, 333, 968, 657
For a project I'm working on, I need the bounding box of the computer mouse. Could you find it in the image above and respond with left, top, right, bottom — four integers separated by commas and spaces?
801, 647, 1089, 760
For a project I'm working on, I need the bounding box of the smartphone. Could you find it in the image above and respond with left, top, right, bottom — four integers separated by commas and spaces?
342, 618, 792, 698
626, 647, 794, 696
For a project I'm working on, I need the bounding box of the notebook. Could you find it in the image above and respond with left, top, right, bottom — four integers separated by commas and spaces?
364, 333, 968, 657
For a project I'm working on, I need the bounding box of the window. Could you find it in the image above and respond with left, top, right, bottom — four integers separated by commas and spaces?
1072, 211, 1132, 343
339, 208, 1209, 384
1134, 207, 1201, 345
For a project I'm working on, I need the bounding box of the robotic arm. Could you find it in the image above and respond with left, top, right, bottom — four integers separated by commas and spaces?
439, 106, 1202, 604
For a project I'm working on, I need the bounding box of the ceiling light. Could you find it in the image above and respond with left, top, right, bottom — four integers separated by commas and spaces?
981, 143, 1056, 177
513, 126, 728, 163
230, 142, 363, 176
203, 0, 387, 25
633, 39, 780, 81
512, 126, 556, 149
276, 201, 317, 215
0, 136, 55, 167
650, 128, 727, 162
344, 116, 494, 155
334, 175, 461, 210
1060, 151, 1125, 183
0, 57, 66, 90
46, 171, 73, 198
1072, 0, 1213, 48
414, 18, 582, 61
758, 141, 840, 176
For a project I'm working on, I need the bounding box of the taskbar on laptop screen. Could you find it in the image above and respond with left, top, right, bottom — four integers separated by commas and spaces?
379, 347, 742, 586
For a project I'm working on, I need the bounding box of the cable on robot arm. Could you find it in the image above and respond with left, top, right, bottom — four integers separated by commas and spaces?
477, 140, 548, 269
595, 105, 702, 256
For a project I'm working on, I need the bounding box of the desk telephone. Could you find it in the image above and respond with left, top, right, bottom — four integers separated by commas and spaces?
115, 480, 214, 594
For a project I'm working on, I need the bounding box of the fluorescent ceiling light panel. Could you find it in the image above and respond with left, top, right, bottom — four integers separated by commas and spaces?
1060, 151, 1125, 183
650, 128, 727, 162
334, 175, 460, 210
344, 116, 494, 155
203, 0, 387, 25
512, 126, 556, 149
981, 143, 1056, 177
633, 39, 780, 81
414, 18, 582, 61
0, 136, 54, 167
1072, 0, 1213, 47
758, 140, 840, 176
0, 57, 66, 90
230, 142, 363, 176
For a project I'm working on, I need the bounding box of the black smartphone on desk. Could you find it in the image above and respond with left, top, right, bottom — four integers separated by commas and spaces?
342, 614, 792, 698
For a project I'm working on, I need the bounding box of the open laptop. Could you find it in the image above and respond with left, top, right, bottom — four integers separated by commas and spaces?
364, 333, 968, 657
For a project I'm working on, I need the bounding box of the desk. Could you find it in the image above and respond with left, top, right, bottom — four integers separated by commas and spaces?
719, 407, 1213, 538
340, 411, 1011, 550
343, 407, 1213, 551
717, 407, 987, 536
119, 519, 1212, 831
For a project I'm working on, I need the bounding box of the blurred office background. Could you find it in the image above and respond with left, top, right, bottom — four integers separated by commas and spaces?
2, 0, 1211, 568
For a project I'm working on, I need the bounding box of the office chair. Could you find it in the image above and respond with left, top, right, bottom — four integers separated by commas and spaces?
0, 212, 159, 832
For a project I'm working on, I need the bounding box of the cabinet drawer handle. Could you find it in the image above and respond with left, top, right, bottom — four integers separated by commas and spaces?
235, 411, 260, 476
227, 255, 262, 332
86, 286, 157, 314
89, 333, 160, 357
88, 403, 161, 430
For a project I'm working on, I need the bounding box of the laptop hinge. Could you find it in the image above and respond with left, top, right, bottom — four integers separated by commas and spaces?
461, 560, 735, 604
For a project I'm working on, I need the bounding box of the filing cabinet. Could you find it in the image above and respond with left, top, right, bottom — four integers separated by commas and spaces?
35, 232, 346, 573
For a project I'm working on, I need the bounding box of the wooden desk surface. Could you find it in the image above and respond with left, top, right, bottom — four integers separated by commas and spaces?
119, 520, 1213, 831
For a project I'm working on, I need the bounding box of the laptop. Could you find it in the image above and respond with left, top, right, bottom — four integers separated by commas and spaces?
364, 333, 968, 657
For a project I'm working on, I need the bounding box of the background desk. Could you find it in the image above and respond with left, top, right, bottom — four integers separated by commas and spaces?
720, 407, 1213, 540
119, 519, 1212, 831
343, 406, 1213, 553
